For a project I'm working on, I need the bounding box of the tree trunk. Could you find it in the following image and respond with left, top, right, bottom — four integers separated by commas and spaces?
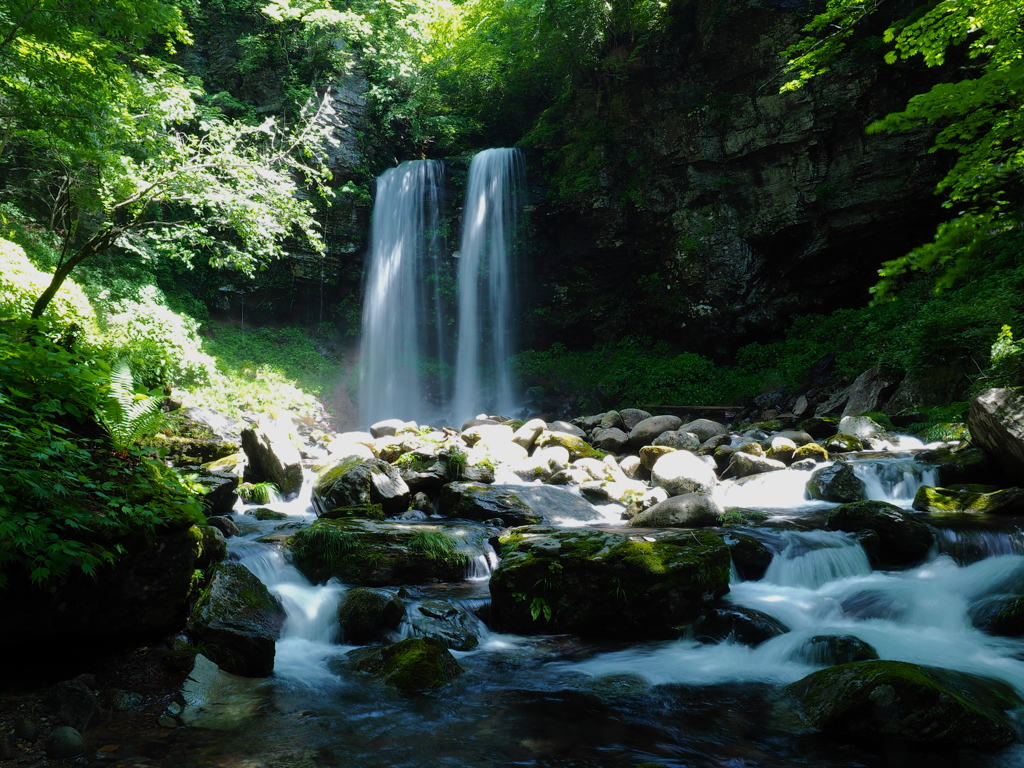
30, 227, 121, 319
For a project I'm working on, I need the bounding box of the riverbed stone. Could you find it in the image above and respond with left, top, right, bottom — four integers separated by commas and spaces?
651, 450, 718, 496
793, 442, 829, 463
826, 500, 932, 568
408, 599, 481, 651
791, 635, 879, 665
652, 429, 701, 452
511, 418, 546, 450
338, 587, 405, 644
693, 605, 788, 647
350, 637, 463, 690
787, 660, 1021, 747
721, 531, 773, 580
619, 408, 652, 431
549, 420, 586, 438
534, 430, 605, 460
629, 415, 684, 449
806, 462, 865, 503
821, 433, 864, 453
312, 457, 411, 517
489, 526, 730, 638
592, 427, 630, 452
628, 492, 722, 528
681, 418, 729, 443
766, 436, 798, 463
442, 482, 602, 526
289, 518, 478, 586
45, 726, 86, 759
187, 560, 286, 677
726, 451, 786, 478
47, 680, 98, 732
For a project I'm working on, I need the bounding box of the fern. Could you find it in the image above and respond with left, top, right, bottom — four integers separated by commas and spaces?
94, 361, 168, 450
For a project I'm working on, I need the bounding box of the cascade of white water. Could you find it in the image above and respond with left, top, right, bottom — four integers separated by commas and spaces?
852, 458, 938, 506
359, 159, 447, 426
452, 148, 526, 421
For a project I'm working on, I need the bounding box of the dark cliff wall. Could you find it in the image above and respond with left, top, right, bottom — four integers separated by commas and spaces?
523, 0, 947, 358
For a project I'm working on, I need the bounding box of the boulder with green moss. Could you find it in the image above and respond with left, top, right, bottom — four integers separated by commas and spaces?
535, 430, 607, 460
912, 485, 1024, 515
337, 587, 405, 643
821, 433, 864, 453
288, 518, 479, 586
349, 637, 463, 690
407, 599, 482, 651
441, 482, 602, 526
971, 596, 1024, 637
806, 462, 865, 503
826, 501, 932, 568
241, 426, 303, 496
312, 457, 410, 517
787, 660, 1021, 747
187, 560, 286, 677
489, 526, 730, 638
627, 492, 721, 528
793, 442, 828, 463
917, 444, 997, 485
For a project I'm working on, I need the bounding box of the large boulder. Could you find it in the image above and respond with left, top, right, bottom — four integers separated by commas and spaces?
628, 415, 684, 449
968, 388, 1024, 480
489, 526, 730, 638
650, 450, 718, 496
787, 660, 1021, 747
826, 500, 933, 568
692, 605, 788, 647
187, 561, 286, 677
441, 483, 603, 526
681, 418, 729, 443
240, 426, 303, 496
806, 462, 865, 503
337, 587, 405, 644
288, 519, 479, 586
627, 493, 722, 528
406, 599, 482, 651
726, 451, 787, 478
312, 458, 410, 517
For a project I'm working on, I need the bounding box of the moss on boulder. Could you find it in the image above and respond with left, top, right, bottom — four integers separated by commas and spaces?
187, 560, 286, 677
288, 519, 474, 586
787, 660, 1021, 747
313, 458, 410, 517
337, 587, 405, 644
489, 526, 730, 638
350, 637, 463, 690
912, 485, 1024, 515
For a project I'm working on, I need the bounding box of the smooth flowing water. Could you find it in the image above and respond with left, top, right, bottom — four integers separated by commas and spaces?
359, 160, 447, 426
452, 148, 526, 421
164, 456, 1024, 768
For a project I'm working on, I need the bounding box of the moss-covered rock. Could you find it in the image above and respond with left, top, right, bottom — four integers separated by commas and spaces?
799, 417, 840, 439
912, 485, 1024, 515
821, 433, 865, 453
790, 634, 879, 666
787, 660, 1021, 747
971, 596, 1024, 637
806, 462, 865, 503
407, 599, 482, 651
337, 587, 405, 644
793, 442, 829, 463
320, 503, 386, 521
720, 531, 773, 580
187, 560, 286, 677
288, 518, 477, 586
195, 524, 228, 571
350, 637, 463, 690
312, 457, 410, 517
917, 444, 998, 486
826, 501, 933, 568
535, 430, 607, 460
489, 526, 730, 638
627, 492, 721, 528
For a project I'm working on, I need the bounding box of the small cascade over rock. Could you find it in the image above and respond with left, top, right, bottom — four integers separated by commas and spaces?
761, 530, 873, 589
852, 457, 939, 506
453, 148, 526, 420
359, 159, 447, 426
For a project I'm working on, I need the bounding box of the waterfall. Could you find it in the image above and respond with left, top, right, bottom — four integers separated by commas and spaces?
452, 148, 526, 421
359, 160, 447, 426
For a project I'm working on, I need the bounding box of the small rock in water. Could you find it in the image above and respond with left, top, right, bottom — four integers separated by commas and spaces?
45, 726, 86, 759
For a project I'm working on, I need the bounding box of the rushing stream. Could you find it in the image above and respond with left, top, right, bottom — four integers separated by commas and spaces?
165, 454, 1024, 768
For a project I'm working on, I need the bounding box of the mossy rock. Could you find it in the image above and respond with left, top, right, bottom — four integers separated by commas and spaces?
720, 531, 773, 580
312, 458, 410, 517
821, 433, 864, 453
799, 417, 840, 439
793, 442, 828, 463
535, 431, 607, 460
288, 518, 474, 586
350, 637, 463, 690
787, 660, 1021, 747
249, 507, 289, 521
441, 482, 602, 527
971, 595, 1024, 637
489, 526, 730, 639
187, 560, 286, 677
912, 485, 1024, 515
337, 587, 405, 644
790, 634, 879, 666
320, 503, 386, 521
826, 500, 932, 568
917, 445, 998, 486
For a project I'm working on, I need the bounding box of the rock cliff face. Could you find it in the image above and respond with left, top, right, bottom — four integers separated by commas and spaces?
524, 0, 947, 355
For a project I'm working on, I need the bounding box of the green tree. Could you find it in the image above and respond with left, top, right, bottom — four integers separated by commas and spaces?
0, 0, 333, 320
782, 0, 1024, 299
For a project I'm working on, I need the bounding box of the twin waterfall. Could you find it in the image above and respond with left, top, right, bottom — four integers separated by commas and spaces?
359, 148, 525, 427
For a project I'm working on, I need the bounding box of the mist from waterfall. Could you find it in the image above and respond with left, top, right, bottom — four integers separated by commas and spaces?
358, 159, 447, 426
452, 148, 525, 420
